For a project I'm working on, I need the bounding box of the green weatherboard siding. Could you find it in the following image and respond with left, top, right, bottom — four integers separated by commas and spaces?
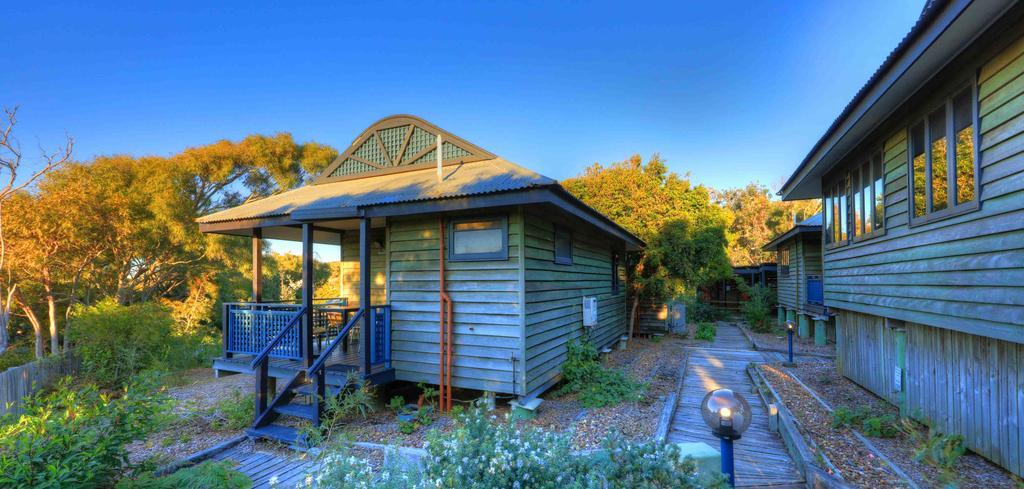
522, 210, 627, 395
825, 33, 1024, 477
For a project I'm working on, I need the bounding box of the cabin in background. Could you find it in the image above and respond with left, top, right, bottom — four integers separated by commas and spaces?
778, 0, 1024, 476
697, 263, 777, 311
197, 115, 642, 444
763, 214, 831, 344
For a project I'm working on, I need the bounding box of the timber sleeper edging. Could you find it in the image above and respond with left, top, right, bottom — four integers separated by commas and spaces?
155, 434, 248, 476
747, 365, 852, 489
653, 350, 689, 444
784, 369, 920, 489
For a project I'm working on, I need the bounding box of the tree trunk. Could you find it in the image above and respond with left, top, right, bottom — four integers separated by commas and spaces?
43, 272, 58, 355
0, 286, 13, 356
628, 296, 639, 339
20, 301, 44, 359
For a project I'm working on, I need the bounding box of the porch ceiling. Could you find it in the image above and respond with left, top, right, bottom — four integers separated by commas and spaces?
205, 217, 385, 244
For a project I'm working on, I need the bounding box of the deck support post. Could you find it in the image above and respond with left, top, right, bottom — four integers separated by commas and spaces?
252, 228, 263, 303
360, 217, 372, 377
777, 306, 785, 326
893, 325, 907, 417
302, 223, 315, 369
797, 313, 810, 338
814, 318, 826, 346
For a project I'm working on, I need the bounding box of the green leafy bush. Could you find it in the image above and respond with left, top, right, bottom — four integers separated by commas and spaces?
683, 296, 722, 323
293, 403, 721, 488
830, 406, 871, 428
739, 283, 775, 333
211, 389, 254, 431
694, 322, 716, 341
302, 371, 376, 447
115, 461, 250, 489
904, 420, 966, 487
0, 345, 34, 372
554, 339, 643, 408
0, 375, 169, 488
861, 414, 900, 438
70, 299, 218, 388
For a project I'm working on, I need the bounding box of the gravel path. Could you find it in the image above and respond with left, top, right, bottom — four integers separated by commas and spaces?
759, 364, 906, 488
127, 369, 251, 465
788, 362, 1017, 489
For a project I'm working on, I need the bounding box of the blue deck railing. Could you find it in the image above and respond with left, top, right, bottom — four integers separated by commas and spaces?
806, 276, 824, 305
222, 300, 390, 366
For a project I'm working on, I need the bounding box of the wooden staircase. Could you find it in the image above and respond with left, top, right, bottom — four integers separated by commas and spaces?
246, 366, 360, 446
245, 306, 393, 446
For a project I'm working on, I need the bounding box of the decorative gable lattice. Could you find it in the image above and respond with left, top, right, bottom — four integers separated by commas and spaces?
316, 115, 495, 183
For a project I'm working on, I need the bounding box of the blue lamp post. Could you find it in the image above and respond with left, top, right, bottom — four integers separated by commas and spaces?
784, 319, 796, 366
701, 389, 752, 487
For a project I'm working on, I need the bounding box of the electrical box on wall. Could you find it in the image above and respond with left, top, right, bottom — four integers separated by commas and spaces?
583, 297, 598, 327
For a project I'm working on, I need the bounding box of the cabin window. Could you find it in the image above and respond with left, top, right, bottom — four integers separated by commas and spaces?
553, 226, 573, 265
851, 150, 885, 240
825, 148, 885, 245
908, 84, 979, 224
611, 252, 621, 294
779, 248, 790, 277
823, 176, 849, 246
448, 215, 508, 261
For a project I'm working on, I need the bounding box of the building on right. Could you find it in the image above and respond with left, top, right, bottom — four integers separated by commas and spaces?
778, 0, 1024, 477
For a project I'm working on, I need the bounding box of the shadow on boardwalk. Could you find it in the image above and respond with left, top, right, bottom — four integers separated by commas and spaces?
669, 322, 805, 488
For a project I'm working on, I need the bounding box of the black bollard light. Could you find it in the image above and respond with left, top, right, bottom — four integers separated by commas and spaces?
701, 389, 752, 487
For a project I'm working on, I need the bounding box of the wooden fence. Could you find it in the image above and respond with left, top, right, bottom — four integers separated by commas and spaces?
0, 353, 80, 416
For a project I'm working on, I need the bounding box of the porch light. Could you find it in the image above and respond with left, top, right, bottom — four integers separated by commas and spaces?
701, 389, 751, 487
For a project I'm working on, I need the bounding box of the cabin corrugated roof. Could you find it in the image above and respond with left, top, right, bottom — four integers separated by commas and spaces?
197, 158, 556, 224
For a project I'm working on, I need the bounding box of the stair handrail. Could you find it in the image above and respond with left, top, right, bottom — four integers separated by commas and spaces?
249, 306, 307, 370
307, 307, 365, 376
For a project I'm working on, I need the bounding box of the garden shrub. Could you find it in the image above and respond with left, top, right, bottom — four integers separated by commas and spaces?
861, 414, 900, 438
554, 339, 643, 408
739, 283, 775, 333
0, 344, 35, 372
211, 389, 254, 431
682, 296, 722, 323
694, 322, 716, 341
289, 403, 721, 488
0, 374, 169, 488
70, 299, 218, 388
115, 461, 250, 489
302, 372, 377, 447
904, 419, 966, 486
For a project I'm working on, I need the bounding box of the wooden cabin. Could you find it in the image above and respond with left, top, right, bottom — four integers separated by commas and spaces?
778, 0, 1024, 476
762, 214, 829, 343
197, 115, 642, 444
697, 263, 777, 311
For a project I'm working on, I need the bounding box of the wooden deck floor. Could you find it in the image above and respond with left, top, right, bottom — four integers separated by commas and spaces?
669, 323, 805, 488
210, 445, 318, 488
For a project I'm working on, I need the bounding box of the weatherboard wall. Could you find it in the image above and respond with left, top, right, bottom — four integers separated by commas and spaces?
822, 33, 1024, 345
385, 210, 523, 394
825, 31, 1024, 477
522, 209, 627, 395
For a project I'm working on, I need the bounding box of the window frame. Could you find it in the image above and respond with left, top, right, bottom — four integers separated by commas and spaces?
611, 251, 621, 294
907, 80, 981, 227
447, 215, 509, 262
851, 148, 887, 243
553, 226, 573, 265
779, 247, 791, 277
824, 174, 850, 250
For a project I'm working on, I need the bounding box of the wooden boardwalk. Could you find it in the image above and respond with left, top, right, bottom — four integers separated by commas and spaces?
209, 445, 316, 488
669, 323, 804, 488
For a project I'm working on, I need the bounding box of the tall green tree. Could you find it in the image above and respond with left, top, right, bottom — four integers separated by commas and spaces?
716, 183, 820, 266
563, 154, 732, 334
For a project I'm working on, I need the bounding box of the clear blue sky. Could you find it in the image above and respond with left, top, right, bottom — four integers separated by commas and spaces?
5, 1, 922, 193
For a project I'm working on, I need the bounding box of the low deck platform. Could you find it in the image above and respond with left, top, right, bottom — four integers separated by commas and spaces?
214, 348, 393, 386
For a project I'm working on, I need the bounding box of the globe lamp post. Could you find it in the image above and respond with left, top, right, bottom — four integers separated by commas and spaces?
701, 389, 752, 487
784, 319, 796, 365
